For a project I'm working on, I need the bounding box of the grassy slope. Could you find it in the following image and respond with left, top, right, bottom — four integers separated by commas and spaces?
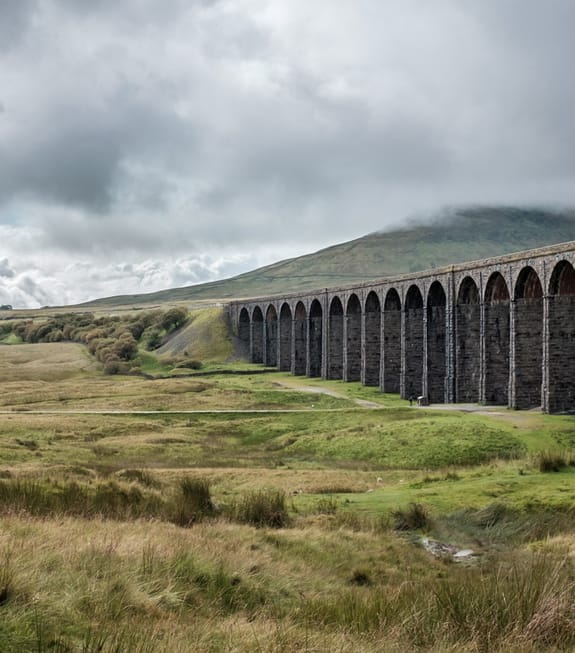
155, 306, 234, 362
82, 206, 575, 307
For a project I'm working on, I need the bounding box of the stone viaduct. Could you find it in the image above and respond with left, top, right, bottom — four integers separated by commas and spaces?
228, 241, 575, 413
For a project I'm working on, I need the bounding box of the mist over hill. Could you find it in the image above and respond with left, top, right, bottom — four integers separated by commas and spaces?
83, 206, 575, 307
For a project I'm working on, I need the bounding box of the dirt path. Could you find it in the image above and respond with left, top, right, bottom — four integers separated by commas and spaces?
274, 382, 382, 409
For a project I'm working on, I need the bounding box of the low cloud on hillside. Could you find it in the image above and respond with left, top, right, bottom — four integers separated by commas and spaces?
1, 1, 575, 306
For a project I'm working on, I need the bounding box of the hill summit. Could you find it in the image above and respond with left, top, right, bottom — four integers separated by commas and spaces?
86, 206, 575, 307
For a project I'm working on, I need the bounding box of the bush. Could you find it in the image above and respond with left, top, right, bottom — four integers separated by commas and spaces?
102, 357, 129, 375
144, 328, 163, 351
112, 334, 138, 361
161, 307, 188, 333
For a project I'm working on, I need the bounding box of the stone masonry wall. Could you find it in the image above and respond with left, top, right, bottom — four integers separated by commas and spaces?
229, 241, 575, 413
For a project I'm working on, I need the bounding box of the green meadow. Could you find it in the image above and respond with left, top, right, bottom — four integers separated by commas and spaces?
0, 334, 574, 651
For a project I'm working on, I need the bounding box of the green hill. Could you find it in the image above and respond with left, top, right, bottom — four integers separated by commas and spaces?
84, 206, 575, 307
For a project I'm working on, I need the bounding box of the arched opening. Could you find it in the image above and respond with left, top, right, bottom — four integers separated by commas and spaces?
548, 261, 575, 412
427, 281, 447, 403
252, 306, 264, 364
383, 288, 401, 393
309, 300, 323, 377
456, 277, 480, 402
265, 305, 278, 367
514, 266, 543, 409
404, 285, 424, 399
238, 308, 250, 359
328, 296, 344, 379
294, 302, 307, 376
279, 303, 292, 372
484, 272, 510, 405
364, 291, 381, 386
346, 294, 362, 382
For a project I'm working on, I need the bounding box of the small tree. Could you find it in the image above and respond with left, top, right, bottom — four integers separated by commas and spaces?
161, 308, 188, 333
144, 328, 163, 350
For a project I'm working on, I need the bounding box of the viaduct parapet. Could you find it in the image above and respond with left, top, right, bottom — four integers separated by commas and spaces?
228, 241, 575, 413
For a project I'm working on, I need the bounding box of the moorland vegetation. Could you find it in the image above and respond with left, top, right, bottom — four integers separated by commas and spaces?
0, 307, 192, 375
0, 307, 573, 651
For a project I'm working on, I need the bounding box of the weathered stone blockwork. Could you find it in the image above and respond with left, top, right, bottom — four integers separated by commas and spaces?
230, 241, 575, 413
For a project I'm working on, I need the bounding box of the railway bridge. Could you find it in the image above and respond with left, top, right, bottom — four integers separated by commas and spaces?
229, 241, 575, 413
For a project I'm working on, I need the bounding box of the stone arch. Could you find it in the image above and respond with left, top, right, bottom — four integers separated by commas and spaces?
456, 277, 480, 402
484, 272, 510, 405
265, 305, 278, 366
278, 303, 292, 372
548, 260, 575, 412
513, 266, 543, 409
383, 288, 401, 393
309, 299, 323, 377
293, 302, 307, 376
427, 281, 447, 403
346, 294, 362, 382
238, 308, 250, 359
328, 296, 344, 379
251, 306, 264, 364
404, 284, 424, 399
364, 291, 381, 386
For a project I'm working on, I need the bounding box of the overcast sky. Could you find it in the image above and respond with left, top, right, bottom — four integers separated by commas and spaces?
1, 0, 574, 307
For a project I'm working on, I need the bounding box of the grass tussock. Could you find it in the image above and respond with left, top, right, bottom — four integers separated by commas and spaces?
170, 477, 217, 526
2, 342, 575, 650
535, 448, 575, 472
228, 489, 290, 528
0, 477, 296, 531
0, 478, 163, 520
302, 554, 575, 651
117, 468, 161, 488
0, 477, 216, 526
392, 502, 431, 531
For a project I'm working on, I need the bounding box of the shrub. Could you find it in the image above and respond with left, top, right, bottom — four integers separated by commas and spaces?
111, 334, 138, 361
161, 307, 188, 333
144, 328, 163, 351
102, 357, 128, 375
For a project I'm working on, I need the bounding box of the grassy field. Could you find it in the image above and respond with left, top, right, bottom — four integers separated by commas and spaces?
0, 342, 574, 651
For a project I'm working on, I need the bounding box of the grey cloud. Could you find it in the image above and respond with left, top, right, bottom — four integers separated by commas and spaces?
0, 0, 38, 52
0, 1, 575, 307
0, 258, 15, 278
